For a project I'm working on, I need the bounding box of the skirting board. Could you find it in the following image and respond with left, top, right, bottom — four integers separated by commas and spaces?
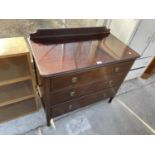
125, 56, 153, 81
125, 67, 145, 81
131, 57, 153, 70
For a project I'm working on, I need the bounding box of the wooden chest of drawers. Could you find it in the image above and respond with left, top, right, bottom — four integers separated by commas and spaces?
29, 27, 140, 125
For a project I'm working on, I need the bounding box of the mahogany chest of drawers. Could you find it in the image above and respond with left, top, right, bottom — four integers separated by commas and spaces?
29, 27, 140, 125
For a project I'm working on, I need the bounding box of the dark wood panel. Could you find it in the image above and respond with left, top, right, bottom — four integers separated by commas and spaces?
51, 87, 119, 117
30, 27, 110, 44
42, 78, 52, 126
50, 72, 127, 105
50, 61, 133, 91
30, 27, 109, 36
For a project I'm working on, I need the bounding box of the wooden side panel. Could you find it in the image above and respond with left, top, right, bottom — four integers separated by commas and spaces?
26, 53, 40, 109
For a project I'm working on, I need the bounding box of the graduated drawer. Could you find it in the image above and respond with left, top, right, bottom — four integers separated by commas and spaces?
51, 87, 119, 117
50, 61, 133, 91
50, 73, 126, 106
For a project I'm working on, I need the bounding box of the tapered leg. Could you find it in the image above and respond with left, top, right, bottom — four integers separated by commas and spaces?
47, 119, 51, 126
42, 78, 52, 126
108, 97, 114, 104
46, 111, 51, 126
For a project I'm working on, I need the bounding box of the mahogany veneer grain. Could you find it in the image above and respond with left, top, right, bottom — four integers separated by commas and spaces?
29, 27, 140, 126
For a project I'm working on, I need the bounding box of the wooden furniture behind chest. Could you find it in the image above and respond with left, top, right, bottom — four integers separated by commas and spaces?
141, 57, 155, 79
0, 37, 39, 123
29, 27, 140, 126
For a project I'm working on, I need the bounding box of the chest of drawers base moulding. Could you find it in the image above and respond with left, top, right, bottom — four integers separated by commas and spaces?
29, 28, 140, 126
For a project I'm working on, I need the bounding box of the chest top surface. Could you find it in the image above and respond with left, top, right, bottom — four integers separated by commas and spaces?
0, 37, 29, 58
30, 34, 139, 77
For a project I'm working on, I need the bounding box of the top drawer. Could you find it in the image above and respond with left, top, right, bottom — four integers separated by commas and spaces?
50, 61, 133, 91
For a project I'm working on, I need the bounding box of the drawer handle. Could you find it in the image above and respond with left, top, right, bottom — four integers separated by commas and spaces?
115, 67, 120, 73
69, 105, 73, 110
70, 91, 75, 97
72, 77, 78, 83
109, 80, 113, 86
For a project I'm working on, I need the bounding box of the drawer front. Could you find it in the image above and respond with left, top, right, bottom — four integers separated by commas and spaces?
51, 87, 119, 117
50, 61, 133, 91
50, 73, 126, 105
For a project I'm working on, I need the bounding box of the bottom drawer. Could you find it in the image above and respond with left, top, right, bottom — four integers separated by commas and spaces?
51, 87, 119, 117
0, 98, 37, 123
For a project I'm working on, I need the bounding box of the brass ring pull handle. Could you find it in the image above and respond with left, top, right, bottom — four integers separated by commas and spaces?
72, 77, 78, 83
70, 91, 75, 97
109, 80, 113, 86
115, 67, 120, 73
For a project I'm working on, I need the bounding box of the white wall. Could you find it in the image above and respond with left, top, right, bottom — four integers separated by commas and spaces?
109, 19, 140, 45
129, 19, 155, 57
106, 19, 154, 80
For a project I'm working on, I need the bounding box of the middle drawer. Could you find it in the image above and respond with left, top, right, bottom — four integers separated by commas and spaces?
50, 73, 125, 106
